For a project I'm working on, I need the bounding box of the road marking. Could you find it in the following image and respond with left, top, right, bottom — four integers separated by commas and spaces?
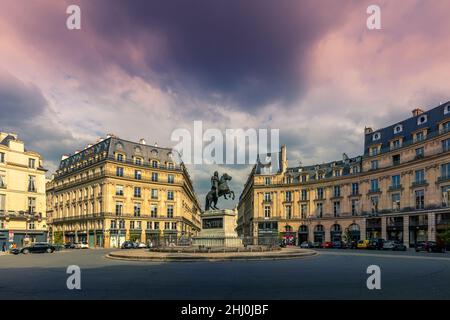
316, 250, 450, 261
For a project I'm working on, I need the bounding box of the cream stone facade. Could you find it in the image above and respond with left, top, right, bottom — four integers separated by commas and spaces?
0, 132, 47, 248
47, 135, 201, 248
238, 102, 450, 247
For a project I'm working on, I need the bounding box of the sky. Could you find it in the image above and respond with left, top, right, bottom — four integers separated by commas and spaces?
1, 0, 450, 208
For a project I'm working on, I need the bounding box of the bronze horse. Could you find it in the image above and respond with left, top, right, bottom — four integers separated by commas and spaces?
205, 173, 235, 211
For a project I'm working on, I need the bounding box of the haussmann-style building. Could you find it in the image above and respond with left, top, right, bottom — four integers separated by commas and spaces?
0, 132, 48, 247
46, 135, 201, 248
237, 102, 450, 247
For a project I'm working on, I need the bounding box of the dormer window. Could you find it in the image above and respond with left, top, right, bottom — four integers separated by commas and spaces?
445, 105, 450, 115
372, 132, 381, 141
394, 124, 403, 134
417, 114, 427, 125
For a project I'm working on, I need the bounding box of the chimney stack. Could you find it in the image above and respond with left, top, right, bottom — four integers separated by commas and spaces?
139, 138, 146, 145
412, 108, 424, 117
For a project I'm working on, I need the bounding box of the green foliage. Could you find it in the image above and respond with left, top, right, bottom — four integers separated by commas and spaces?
437, 228, 450, 245
53, 231, 64, 245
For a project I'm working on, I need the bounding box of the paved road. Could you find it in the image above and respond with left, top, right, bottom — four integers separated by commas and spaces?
1, 249, 449, 299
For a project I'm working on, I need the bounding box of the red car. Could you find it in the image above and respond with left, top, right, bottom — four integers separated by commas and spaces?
321, 241, 333, 249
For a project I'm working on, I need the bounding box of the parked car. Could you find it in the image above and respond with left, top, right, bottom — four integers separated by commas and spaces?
415, 241, 446, 253
74, 242, 89, 249
312, 242, 322, 248
121, 241, 136, 249
368, 238, 385, 250
348, 240, 358, 249
322, 241, 333, 249
300, 241, 314, 248
331, 241, 347, 249
137, 242, 147, 249
64, 242, 76, 249
383, 240, 407, 251
357, 239, 370, 249
11, 242, 56, 255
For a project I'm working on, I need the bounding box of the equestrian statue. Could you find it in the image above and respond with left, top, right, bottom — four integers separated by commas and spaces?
205, 171, 235, 211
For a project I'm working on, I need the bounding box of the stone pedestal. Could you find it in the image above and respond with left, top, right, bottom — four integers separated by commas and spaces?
193, 209, 243, 247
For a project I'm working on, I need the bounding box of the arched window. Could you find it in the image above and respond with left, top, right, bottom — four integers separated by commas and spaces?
299, 225, 308, 233
394, 124, 403, 134
331, 224, 341, 232
372, 132, 381, 141
348, 223, 360, 232
315, 225, 324, 232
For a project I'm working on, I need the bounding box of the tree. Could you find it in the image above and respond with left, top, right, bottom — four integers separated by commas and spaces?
53, 231, 64, 245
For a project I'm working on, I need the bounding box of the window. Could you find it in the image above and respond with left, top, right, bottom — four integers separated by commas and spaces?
301, 190, 308, 201
0, 172, 5, 188
265, 177, 271, 185
146, 221, 152, 230
168, 163, 174, 169
116, 167, 124, 177
443, 121, 450, 133
415, 131, 424, 142
371, 160, 379, 170
301, 175, 307, 183
165, 222, 170, 230
119, 220, 125, 229
28, 176, 36, 192
301, 204, 308, 218
392, 154, 400, 166
167, 205, 174, 218
392, 139, 401, 149
152, 160, 158, 168
370, 179, 379, 192
135, 158, 142, 165
442, 163, 450, 179
172, 222, 177, 230
28, 158, 36, 169
415, 190, 425, 210
352, 166, 360, 174
134, 203, 141, 217
285, 191, 292, 202
167, 191, 174, 201
442, 185, 450, 207
28, 221, 35, 230
415, 147, 424, 158
130, 221, 135, 229
351, 199, 359, 216
370, 147, 379, 156
151, 172, 158, 182
351, 183, 359, 196
117, 154, 124, 162
168, 174, 174, 184
110, 220, 117, 229
415, 169, 425, 183
417, 114, 427, 125
0, 194, 5, 212
316, 203, 323, 218
154, 222, 160, 230
391, 175, 401, 188
116, 185, 124, 196
317, 188, 324, 199
134, 187, 141, 198
394, 124, 403, 133
28, 197, 36, 214
115, 202, 123, 216
372, 132, 381, 141
264, 206, 271, 218
150, 204, 158, 217
285, 205, 292, 219
392, 193, 401, 211
333, 201, 340, 217
371, 196, 379, 213
135, 170, 142, 180
151, 189, 158, 199
334, 169, 341, 177
136, 221, 142, 230
264, 192, 271, 202
443, 139, 450, 152
0, 152, 4, 163
333, 185, 341, 197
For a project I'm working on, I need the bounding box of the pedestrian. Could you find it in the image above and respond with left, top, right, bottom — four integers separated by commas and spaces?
2, 242, 6, 252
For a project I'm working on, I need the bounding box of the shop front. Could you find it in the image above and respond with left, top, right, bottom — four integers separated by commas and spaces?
386, 217, 403, 241
409, 215, 428, 247
257, 221, 278, 245
163, 230, 178, 246
146, 230, 161, 247
77, 231, 88, 243
109, 229, 126, 248
313, 225, 325, 243
64, 231, 76, 244
95, 230, 104, 247
129, 230, 142, 243
330, 224, 342, 242
366, 218, 381, 239
298, 225, 308, 244
348, 223, 360, 241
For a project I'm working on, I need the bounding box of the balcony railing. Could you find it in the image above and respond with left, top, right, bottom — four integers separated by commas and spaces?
388, 185, 402, 192
411, 180, 428, 187
438, 176, 450, 183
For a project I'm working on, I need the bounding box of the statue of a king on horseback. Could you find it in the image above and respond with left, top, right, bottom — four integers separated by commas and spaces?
205, 171, 235, 211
